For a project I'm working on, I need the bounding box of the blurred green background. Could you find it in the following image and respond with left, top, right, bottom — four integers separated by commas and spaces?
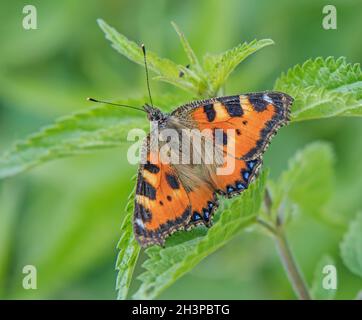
0, 0, 361, 299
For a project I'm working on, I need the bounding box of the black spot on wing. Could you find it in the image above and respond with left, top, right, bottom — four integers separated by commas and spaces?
136, 178, 156, 200
202, 208, 210, 222
144, 161, 160, 174
248, 93, 269, 111
134, 203, 152, 222
203, 104, 216, 122
266, 92, 287, 108
248, 92, 293, 112
241, 169, 250, 182
225, 102, 243, 116
165, 173, 180, 189
192, 211, 202, 222
222, 159, 263, 198
217, 96, 243, 117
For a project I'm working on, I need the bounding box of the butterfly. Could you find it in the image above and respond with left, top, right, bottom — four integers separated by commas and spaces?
89, 45, 293, 248
133, 92, 293, 247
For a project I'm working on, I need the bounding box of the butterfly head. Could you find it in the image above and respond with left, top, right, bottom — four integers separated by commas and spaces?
143, 104, 167, 122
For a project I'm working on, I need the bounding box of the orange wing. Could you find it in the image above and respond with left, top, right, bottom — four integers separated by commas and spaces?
134, 150, 218, 247
177, 92, 292, 159
173, 91, 293, 196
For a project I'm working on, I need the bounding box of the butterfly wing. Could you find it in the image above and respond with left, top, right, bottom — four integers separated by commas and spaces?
173, 91, 292, 159
172, 91, 293, 196
134, 146, 218, 247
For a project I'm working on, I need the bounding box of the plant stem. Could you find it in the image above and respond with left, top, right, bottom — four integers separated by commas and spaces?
260, 188, 311, 300
274, 228, 311, 300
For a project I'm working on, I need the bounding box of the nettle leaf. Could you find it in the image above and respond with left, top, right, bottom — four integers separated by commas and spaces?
98, 19, 179, 80
340, 212, 362, 278
0, 95, 185, 180
116, 186, 141, 300
275, 57, 362, 121
170, 22, 209, 95
0, 101, 147, 179
98, 19, 204, 96
133, 171, 267, 299
171, 22, 203, 75
310, 255, 337, 300
269, 142, 334, 222
203, 39, 274, 95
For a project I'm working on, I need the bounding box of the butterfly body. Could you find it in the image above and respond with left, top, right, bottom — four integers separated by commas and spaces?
133, 91, 293, 247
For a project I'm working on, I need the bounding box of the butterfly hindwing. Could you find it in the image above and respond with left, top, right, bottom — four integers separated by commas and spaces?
134, 148, 190, 246
210, 154, 263, 198
185, 184, 219, 229
134, 148, 219, 246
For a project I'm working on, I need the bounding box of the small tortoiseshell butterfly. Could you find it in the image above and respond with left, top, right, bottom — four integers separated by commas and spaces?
89, 45, 293, 248
133, 91, 293, 247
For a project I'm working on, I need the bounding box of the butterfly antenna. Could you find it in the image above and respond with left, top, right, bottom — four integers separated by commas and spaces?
87, 97, 146, 113
141, 44, 154, 107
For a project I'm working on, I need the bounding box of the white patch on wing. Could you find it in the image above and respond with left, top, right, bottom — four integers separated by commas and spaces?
135, 218, 145, 229
263, 93, 274, 104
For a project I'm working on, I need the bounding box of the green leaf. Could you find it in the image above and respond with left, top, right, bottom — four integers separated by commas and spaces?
116, 187, 141, 300
270, 142, 334, 221
203, 39, 274, 95
98, 20, 273, 98
340, 212, 362, 278
171, 21, 202, 74
275, 57, 362, 121
0, 182, 20, 297
133, 171, 267, 299
171, 21, 207, 92
310, 255, 337, 300
0, 99, 148, 180
98, 19, 203, 96
3, 158, 136, 299
97, 19, 179, 80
